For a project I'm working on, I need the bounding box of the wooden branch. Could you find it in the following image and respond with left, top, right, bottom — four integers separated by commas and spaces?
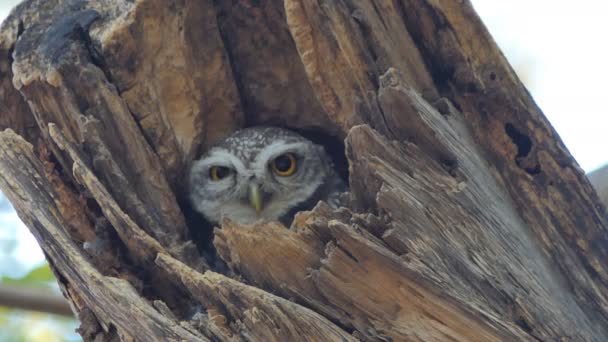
48, 123, 170, 264
0, 284, 73, 317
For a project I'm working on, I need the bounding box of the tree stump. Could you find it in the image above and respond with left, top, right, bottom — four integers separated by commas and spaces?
1, 0, 607, 341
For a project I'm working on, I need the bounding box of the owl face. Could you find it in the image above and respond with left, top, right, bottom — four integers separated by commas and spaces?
189, 127, 336, 225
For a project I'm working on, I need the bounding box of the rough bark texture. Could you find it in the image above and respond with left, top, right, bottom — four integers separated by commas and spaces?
1, 0, 607, 341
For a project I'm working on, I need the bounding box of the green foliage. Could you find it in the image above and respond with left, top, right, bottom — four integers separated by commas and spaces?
0, 307, 80, 342
1, 263, 55, 288
1, 190, 81, 340
0, 262, 81, 341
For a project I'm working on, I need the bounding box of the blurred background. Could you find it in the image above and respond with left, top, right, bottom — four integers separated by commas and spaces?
1, 0, 607, 340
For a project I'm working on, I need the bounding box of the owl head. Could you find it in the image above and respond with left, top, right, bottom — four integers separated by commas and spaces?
189, 127, 344, 225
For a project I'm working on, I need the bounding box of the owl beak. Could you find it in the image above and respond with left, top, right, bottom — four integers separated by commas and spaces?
248, 183, 263, 215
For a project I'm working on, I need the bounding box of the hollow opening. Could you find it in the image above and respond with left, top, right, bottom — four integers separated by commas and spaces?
182, 124, 350, 270
504, 122, 541, 175
290, 127, 350, 184
504, 122, 532, 158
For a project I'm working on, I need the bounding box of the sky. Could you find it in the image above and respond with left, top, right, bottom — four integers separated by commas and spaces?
471, 0, 608, 172
0, 197, 44, 277
0, 1, 607, 268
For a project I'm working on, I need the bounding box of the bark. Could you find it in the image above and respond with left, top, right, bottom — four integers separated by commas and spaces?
0, 0, 606, 341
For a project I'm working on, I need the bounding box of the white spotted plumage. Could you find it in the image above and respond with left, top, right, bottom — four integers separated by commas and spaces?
189, 127, 347, 225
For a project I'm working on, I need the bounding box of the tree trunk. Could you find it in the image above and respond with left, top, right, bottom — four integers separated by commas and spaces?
1, 0, 607, 341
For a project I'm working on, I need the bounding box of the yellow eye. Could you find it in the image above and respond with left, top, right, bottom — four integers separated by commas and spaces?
271, 153, 297, 176
209, 166, 231, 181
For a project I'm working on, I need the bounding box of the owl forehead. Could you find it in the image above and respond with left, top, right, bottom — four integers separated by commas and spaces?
209, 127, 309, 164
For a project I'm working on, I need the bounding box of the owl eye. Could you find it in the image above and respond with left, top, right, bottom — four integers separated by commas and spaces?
209, 166, 232, 181
271, 153, 297, 176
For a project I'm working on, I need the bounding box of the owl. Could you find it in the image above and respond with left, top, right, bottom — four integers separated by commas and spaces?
189, 127, 347, 226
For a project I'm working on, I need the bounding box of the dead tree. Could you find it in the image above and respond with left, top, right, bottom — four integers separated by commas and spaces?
1, 0, 607, 341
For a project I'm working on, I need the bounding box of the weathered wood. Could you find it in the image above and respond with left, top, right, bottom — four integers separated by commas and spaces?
394, 3, 608, 324
215, 210, 514, 341
0, 130, 205, 341
0, 2, 38, 143
157, 253, 356, 341
1, 0, 607, 341
97, 0, 245, 190
11, 3, 199, 267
